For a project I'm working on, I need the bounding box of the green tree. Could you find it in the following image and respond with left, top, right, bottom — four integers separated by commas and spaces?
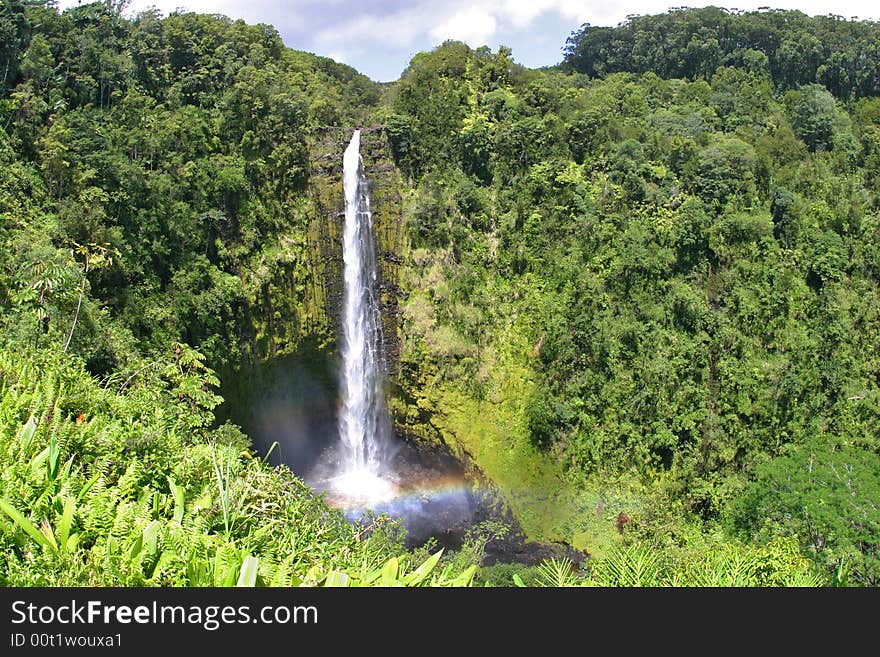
727, 440, 880, 585
789, 84, 838, 152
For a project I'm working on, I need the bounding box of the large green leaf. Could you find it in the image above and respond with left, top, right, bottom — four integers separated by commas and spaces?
236, 555, 259, 587
0, 497, 56, 553
380, 556, 399, 586
18, 417, 37, 453
323, 570, 350, 587
77, 471, 101, 502
450, 565, 477, 587
168, 477, 185, 524
402, 550, 443, 586
57, 496, 75, 552
142, 520, 161, 555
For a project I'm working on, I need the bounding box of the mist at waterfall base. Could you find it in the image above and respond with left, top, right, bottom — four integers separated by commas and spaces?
227, 347, 489, 549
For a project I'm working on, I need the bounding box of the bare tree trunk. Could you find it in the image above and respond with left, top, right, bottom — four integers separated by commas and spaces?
63, 276, 86, 353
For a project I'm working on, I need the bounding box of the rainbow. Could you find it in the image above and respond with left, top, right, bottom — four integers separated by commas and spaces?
314, 472, 481, 522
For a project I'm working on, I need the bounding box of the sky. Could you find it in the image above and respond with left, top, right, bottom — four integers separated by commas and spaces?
56, 1, 880, 82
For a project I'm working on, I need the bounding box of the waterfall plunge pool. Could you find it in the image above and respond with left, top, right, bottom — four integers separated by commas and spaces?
304, 430, 509, 551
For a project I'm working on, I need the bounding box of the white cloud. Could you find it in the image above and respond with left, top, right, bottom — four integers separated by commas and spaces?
325, 50, 349, 64
55, 0, 880, 25
429, 6, 498, 45
54, 0, 880, 81
312, 12, 414, 50
308, 0, 576, 54
497, 0, 590, 28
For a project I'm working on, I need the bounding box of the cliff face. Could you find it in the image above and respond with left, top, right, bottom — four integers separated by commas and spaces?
306, 126, 407, 375
217, 126, 409, 457
220, 127, 569, 547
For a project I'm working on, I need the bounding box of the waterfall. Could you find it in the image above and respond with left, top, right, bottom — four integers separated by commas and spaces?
336, 129, 391, 494
312, 130, 482, 541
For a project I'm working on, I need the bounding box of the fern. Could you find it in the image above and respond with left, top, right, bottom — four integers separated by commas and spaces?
537, 557, 577, 587
591, 544, 664, 587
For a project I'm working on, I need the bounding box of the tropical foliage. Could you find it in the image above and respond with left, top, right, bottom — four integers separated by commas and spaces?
386, 9, 880, 586
2, 3, 878, 586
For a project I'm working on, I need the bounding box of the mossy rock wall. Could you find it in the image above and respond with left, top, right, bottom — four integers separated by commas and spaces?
219, 126, 408, 449
306, 126, 407, 375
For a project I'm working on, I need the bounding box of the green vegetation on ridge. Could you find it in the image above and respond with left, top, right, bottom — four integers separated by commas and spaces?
385, 9, 880, 585
2, 2, 879, 586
